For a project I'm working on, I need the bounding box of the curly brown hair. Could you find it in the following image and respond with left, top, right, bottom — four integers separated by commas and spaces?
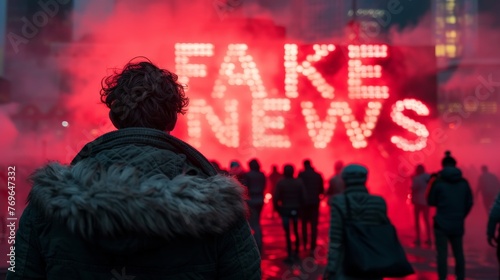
100, 58, 189, 131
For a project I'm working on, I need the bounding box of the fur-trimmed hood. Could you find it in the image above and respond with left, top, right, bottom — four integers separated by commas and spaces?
27, 128, 248, 247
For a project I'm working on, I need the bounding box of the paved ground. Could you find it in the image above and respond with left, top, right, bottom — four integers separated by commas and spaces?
0, 199, 497, 280
260, 200, 498, 280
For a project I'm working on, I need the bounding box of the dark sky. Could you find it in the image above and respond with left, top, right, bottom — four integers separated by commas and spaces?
478, 0, 500, 26
382, 0, 431, 31
254, 0, 433, 33
478, 0, 500, 13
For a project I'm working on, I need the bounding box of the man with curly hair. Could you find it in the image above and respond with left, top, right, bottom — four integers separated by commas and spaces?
7, 59, 261, 280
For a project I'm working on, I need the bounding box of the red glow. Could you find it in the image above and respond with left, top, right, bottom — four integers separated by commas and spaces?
54, 21, 431, 171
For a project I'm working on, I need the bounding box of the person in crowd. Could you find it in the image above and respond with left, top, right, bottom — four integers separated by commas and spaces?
323, 164, 387, 280
326, 160, 345, 202
487, 192, 500, 278
268, 165, 282, 198
273, 164, 305, 264
476, 165, 500, 214
229, 160, 246, 184
267, 164, 283, 218
7, 59, 261, 279
298, 159, 324, 255
411, 164, 432, 246
427, 150, 457, 192
441, 150, 457, 167
244, 158, 267, 254
427, 153, 473, 280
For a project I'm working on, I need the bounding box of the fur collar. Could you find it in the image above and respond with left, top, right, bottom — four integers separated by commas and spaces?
28, 159, 248, 240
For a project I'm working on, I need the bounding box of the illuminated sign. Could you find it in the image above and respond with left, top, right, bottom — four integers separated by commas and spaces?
175, 43, 432, 152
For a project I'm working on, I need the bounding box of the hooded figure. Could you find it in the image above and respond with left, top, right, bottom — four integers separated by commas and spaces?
7, 60, 260, 280
441, 151, 457, 167
324, 164, 387, 280
427, 165, 473, 280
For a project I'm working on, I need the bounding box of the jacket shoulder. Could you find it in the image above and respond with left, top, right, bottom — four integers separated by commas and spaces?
331, 193, 386, 207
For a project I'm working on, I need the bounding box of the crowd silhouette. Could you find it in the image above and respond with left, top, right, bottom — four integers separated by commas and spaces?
210, 150, 500, 280
2, 59, 500, 280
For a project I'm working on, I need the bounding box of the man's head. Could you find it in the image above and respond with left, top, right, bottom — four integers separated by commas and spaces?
248, 158, 260, 171
283, 164, 294, 178
415, 164, 425, 175
303, 159, 312, 169
271, 165, 278, 172
341, 164, 368, 187
481, 165, 488, 173
100, 59, 189, 131
230, 161, 241, 169
441, 150, 457, 167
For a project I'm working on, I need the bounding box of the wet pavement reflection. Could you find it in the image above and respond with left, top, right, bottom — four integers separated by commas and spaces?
259, 201, 497, 280
0, 198, 496, 279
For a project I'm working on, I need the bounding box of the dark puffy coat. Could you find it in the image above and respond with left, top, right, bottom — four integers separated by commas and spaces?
243, 161, 266, 206
326, 185, 386, 280
298, 167, 324, 205
7, 128, 261, 280
427, 167, 473, 235
273, 176, 305, 216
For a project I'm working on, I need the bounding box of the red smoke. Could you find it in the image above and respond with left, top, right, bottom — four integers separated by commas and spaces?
4, 1, 500, 236
37, 1, 441, 205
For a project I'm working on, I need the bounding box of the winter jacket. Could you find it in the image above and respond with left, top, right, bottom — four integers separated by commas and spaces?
411, 173, 431, 206
487, 193, 500, 239
7, 128, 261, 280
273, 177, 305, 216
325, 185, 386, 280
298, 168, 324, 206
427, 166, 473, 236
244, 170, 266, 206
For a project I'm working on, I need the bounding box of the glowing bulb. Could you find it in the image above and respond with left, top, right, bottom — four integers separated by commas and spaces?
284, 44, 335, 99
